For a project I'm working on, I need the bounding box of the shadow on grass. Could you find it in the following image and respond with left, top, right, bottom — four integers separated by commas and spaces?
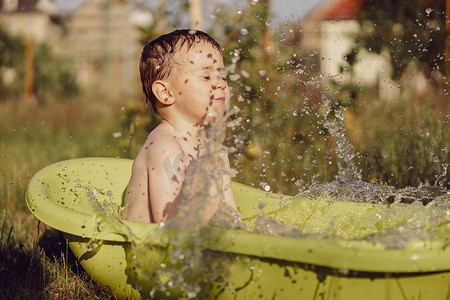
38, 226, 79, 274
1, 220, 117, 299
0, 222, 45, 298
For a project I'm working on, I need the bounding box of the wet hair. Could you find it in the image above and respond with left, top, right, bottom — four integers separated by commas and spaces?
139, 29, 221, 113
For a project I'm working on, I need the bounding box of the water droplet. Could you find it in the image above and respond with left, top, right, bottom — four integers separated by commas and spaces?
229, 74, 240, 81
240, 28, 249, 36
250, 0, 259, 5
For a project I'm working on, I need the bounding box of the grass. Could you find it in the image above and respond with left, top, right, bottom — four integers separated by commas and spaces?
0, 97, 126, 299
354, 91, 449, 187
0, 215, 115, 299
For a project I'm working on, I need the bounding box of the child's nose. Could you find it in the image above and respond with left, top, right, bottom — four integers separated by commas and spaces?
215, 75, 227, 89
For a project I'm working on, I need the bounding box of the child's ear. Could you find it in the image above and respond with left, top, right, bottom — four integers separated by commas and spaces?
152, 80, 175, 105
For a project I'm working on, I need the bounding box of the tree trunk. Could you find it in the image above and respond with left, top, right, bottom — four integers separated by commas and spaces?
189, 0, 204, 30
24, 35, 34, 104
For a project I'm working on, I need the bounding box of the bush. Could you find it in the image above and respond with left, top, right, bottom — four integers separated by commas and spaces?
355, 92, 449, 188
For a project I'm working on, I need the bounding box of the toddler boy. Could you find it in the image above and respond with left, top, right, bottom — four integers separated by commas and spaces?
124, 29, 237, 224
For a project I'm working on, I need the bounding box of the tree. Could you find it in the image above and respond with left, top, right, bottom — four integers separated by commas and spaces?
209, 0, 339, 192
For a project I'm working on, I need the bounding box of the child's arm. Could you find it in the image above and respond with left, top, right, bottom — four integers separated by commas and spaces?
124, 139, 187, 223
124, 153, 153, 222
146, 140, 187, 223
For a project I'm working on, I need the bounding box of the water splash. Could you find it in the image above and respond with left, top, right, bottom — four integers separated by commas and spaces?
321, 94, 362, 181
241, 80, 449, 249
253, 185, 449, 248
128, 108, 244, 298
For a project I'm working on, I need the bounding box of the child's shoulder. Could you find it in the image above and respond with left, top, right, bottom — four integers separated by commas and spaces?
137, 125, 184, 163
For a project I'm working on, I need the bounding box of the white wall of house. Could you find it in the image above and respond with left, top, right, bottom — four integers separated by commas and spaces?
320, 20, 359, 81
319, 20, 398, 100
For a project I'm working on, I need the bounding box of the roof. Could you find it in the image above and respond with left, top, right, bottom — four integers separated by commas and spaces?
322, 0, 364, 20
305, 0, 438, 21
0, 0, 36, 11
0, 0, 56, 13
304, 0, 366, 21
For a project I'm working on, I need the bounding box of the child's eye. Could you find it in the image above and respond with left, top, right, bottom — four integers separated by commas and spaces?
203, 76, 211, 80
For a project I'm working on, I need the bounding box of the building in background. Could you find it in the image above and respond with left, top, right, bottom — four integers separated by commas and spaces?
0, 0, 151, 99
55, 0, 149, 98
300, 0, 397, 100
0, 0, 57, 42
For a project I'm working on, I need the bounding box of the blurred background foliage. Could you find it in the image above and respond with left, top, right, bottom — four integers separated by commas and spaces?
0, 25, 79, 102
346, 0, 446, 81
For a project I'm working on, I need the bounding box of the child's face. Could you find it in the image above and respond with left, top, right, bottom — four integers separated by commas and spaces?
168, 41, 230, 124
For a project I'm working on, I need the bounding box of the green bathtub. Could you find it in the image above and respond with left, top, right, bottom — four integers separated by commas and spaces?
26, 157, 450, 299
